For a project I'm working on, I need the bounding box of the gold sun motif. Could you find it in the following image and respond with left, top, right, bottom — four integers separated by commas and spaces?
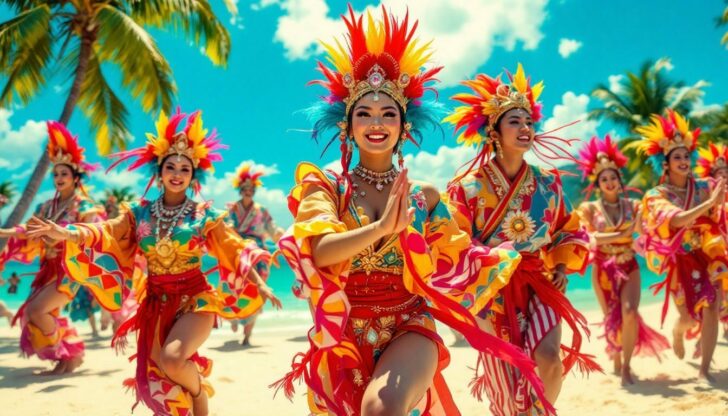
502, 210, 536, 243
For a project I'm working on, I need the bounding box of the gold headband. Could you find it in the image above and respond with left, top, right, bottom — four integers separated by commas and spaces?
342, 64, 410, 116
159, 132, 199, 168
486, 87, 533, 133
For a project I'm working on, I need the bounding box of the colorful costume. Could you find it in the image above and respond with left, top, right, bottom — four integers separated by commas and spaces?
0, 122, 103, 364
633, 111, 728, 329
575, 135, 669, 359
445, 64, 598, 415
63, 110, 270, 415
274, 7, 552, 416
696, 143, 728, 325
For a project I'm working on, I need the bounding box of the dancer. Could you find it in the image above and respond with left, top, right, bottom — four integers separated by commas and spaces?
576, 135, 669, 385
273, 7, 553, 416
696, 143, 728, 338
28, 109, 282, 415
0, 121, 104, 374
634, 111, 727, 383
445, 64, 600, 414
228, 162, 283, 346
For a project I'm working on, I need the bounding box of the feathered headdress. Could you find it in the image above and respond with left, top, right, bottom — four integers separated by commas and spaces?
577, 134, 627, 181
47, 121, 97, 178
445, 64, 578, 177
306, 5, 444, 185
232, 162, 264, 189
696, 143, 728, 178
630, 109, 699, 177
108, 108, 225, 195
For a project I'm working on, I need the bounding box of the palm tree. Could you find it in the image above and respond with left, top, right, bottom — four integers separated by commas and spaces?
0, 0, 233, 235
102, 186, 135, 205
694, 104, 728, 146
0, 181, 15, 204
588, 58, 706, 187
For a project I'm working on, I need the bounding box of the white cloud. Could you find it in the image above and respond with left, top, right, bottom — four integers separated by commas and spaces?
608, 74, 624, 94
96, 169, 145, 190
558, 38, 582, 58
689, 97, 722, 118
0, 109, 46, 169
256, 0, 548, 87
403, 145, 474, 190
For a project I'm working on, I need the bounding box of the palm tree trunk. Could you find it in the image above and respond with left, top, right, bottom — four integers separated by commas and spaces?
0, 34, 94, 247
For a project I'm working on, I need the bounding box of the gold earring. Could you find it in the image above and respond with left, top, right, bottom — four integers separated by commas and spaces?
397, 146, 404, 169
494, 139, 504, 159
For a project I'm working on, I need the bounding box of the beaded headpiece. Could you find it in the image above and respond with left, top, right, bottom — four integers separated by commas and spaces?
630, 109, 699, 177
47, 121, 97, 177
108, 108, 225, 195
696, 143, 728, 178
232, 162, 264, 189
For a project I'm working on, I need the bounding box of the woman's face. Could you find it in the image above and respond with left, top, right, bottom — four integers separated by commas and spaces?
160, 156, 194, 194
665, 147, 691, 178
350, 92, 402, 158
53, 164, 77, 193
713, 167, 728, 181
240, 183, 256, 199
597, 169, 621, 198
491, 108, 535, 156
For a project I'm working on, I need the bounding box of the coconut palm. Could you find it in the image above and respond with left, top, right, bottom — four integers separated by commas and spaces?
719, 1, 728, 47
0, 181, 15, 204
0, 0, 233, 234
102, 186, 135, 205
693, 104, 728, 146
589, 58, 706, 187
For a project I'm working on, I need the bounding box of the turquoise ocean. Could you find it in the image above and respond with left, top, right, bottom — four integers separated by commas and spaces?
0, 256, 664, 334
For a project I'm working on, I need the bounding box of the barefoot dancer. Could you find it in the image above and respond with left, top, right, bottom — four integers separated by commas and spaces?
635, 110, 728, 383
0, 121, 104, 374
227, 162, 284, 346
445, 64, 601, 414
273, 7, 553, 416
29, 109, 282, 415
576, 135, 669, 385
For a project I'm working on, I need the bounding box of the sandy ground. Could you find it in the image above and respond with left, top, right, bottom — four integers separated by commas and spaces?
0, 303, 726, 415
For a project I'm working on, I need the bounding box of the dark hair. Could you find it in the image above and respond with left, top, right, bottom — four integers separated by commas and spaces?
492, 108, 534, 135
665, 147, 689, 162
158, 155, 197, 179
595, 168, 623, 188
53, 164, 82, 187
346, 94, 407, 152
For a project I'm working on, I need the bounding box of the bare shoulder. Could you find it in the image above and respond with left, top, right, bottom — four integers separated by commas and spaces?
411, 180, 440, 209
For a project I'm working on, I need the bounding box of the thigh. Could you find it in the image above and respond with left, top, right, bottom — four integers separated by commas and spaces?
27, 283, 71, 314
365, 332, 439, 409
621, 269, 641, 310
162, 312, 215, 359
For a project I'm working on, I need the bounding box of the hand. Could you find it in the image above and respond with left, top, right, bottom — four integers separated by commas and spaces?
550, 265, 568, 292
26, 216, 70, 242
375, 168, 415, 236
711, 178, 726, 207
259, 284, 282, 310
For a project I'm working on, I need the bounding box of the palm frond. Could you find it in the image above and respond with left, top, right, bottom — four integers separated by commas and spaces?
129, 0, 231, 66
95, 4, 176, 113
0, 4, 52, 106
77, 50, 131, 155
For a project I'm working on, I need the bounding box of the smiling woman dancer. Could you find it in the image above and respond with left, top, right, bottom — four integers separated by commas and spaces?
0, 121, 104, 375
272, 6, 555, 416
27, 109, 282, 416
576, 135, 669, 385
634, 111, 728, 383
445, 64, 600, 415
695, 143, 728, 339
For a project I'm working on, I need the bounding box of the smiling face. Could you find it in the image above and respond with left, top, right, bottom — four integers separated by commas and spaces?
664, 147, 691, 179
52, 164, 77, 193
491, 108, 535, 157
349, 92, 402, 158
239, 182, 256, 200
596, 168, 622, 198
713, 167, 728, 181
159, 156, 194, 194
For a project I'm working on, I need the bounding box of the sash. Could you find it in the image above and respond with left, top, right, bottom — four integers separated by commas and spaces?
479, 162, 532, 244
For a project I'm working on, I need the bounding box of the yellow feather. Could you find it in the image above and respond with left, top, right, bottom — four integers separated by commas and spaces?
673, 111, 690, 136
365, 11, 385, 54
531, 81, 544, 101
155, 111, 168, 143
321, 39, 351, 74
512, 63, 528, 93
400, 39, 432, 75
187, 114, 207, 144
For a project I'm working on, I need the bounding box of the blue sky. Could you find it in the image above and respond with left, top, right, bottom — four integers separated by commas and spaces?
1, 0, 727, 227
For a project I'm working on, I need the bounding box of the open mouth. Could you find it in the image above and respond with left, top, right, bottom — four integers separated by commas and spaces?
169, 179, 184, 186
365, 132, 388, 143
516, 134, 531, 143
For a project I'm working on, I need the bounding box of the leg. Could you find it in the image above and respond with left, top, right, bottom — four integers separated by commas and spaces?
26, 284, 71, 334
698, 296, 719, 383
159, 312, 215, 416
620, 269, 641, 385
361, 332, 439, 416
534, 325, 563, 404
672, 301, 695, 360
87, 309, 99, 338
242, 316, 256, 346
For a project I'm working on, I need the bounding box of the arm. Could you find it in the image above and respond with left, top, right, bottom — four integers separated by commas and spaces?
311, 168, 413, 268
670, 179, 725, 229
0, 227, 22, 238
